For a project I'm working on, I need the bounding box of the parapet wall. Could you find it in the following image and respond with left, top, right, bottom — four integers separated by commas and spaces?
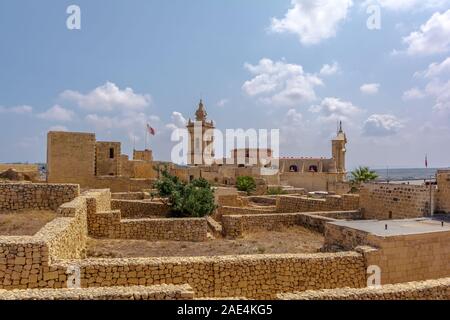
277, 277, 450, 300
55, 252, 366, 299
436, 170, 450, 214
359, 183, 433, 219
0, 183, 80, 211
275, 194, 359, 213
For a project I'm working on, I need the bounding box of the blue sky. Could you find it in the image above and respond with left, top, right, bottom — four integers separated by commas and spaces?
1, 0, 450, 169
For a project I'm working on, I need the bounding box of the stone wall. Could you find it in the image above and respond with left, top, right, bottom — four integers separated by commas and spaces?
111, 199, 170, 218
275, 194, 359, 213
55, 252, 366, 299
221, 211, 360, 238
0, 284, 194, 300
436, 170, 450, 214
277, 277, 450, 300
111, 192, 150, 200
0, 183, 80, 211
325, 223, 450, 285
218, 206, 277, 216
359, 183, 434, 219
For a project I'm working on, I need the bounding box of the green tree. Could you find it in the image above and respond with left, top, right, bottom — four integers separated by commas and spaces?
236, 176, 256, 195
153, 167, 216, 217
350, 166, 379, 184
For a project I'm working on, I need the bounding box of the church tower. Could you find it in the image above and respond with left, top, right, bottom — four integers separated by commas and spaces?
186, 99, 215, 165
332, 121, 347, 173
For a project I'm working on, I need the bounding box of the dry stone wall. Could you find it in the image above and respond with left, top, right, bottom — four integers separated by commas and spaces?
276, 194, 359, 213
55, 252, 366, 299
111, 199, 170, 218
278, 277, 450, 300
359, 183, 433, 219
0, 183, 79, 211
0, 284, 194, 300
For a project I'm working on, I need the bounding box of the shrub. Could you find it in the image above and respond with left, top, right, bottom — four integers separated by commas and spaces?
153, 167, 216, 217
267, 187, 287, 195
236, 176, 256, 195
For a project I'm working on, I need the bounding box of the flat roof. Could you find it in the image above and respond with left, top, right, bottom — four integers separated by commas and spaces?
329, 217, 450, 237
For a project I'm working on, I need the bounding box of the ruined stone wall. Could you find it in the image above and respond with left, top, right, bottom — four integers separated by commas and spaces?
359, 183, 434, 219
0, 183, 80, 211
55, 252, 366, 299
218, 206, 277, 216
111, 200, 170, 218
278, 277, 450, 300
0, 164, 39, 173
436, 170, 450, 214
0, 284, 194, 300
276, 194, 359, 213
111, 192, 149, 200
221, 211, 360, 238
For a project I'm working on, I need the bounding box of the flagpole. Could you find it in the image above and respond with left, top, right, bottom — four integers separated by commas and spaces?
145, 126, 147, 151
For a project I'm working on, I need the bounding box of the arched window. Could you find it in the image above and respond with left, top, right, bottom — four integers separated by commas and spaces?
309, 165, 318, 172
289, 165, 298, 172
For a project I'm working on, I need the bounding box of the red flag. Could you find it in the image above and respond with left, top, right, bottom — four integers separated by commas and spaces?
146, 124, 155, 136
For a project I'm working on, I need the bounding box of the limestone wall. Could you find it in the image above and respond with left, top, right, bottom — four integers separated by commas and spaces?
111, 192, 149, 200
221, 211, 360, 238
359, 183, 434, 219
276, 194, 359, 213
111, 199, 170, 218
0, 284, 194, 300
218, 206, 277, 216
55, 252, 366, 299
278, 277, 450, 300
0, 164, 39, 173
0, 183, 80, 211
436, 170, 450, 214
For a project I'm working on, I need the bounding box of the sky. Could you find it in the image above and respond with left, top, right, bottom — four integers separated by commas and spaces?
1, 0, 450, 169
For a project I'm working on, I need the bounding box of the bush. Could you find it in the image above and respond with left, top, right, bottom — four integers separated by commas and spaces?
236, 176, 256, 195
267, 187, 287, 195
153, 167, 216, 217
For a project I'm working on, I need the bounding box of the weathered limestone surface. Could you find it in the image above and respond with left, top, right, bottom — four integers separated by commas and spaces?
0, 284, 194, 300
111, 199, 170, 218
56, 252, 367, 299
436, 170, 450, 214
278, 277, 450, 300
0, 183, 79, 211
276, 194, 359, 213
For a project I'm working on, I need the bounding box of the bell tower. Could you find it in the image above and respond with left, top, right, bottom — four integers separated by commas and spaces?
332, 121, 347, 173
186, 99, 215, 165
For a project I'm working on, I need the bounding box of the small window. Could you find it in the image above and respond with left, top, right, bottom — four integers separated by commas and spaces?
109, 148, 115, 159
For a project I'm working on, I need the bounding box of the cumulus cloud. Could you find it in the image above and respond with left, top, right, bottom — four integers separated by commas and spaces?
0, 105, 33, 114
363, 114, 405, 136
285, 108, 304, 125
402, 87, 426, 100
425, 79, 450, 111
417, 56, 450, 78
242, 58, 323, 107
309, 97, 362, 123
270, 0, 353, 45
360, 83, 380, 95
37, 105, 74, 122
400, 10, 450, 55
319, 62, 340, 76
216, 99, 229, 107
170, 111, 187, 128
60, 82, 152, 112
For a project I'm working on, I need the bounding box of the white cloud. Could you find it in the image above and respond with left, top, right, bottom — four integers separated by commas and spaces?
402, 87, 426, 100
360, 83, 380, 95
242, 58, 323, 106
285, 108, 303, 125
363, 0, 448, 11
170, 111, 187, 128
60, 82, 152, 112
37, 105, 74, 122
425, 79, 450, 111
216, 99, 229, 107
417, 56, 450, 78
0, 105, 33, 114
319, 62, 340, 76
48, 125, 68, 132
270, 0, 353, 45
401, 10, 450, 55
85, 112, 161, 134
309, 97, 362, 123
363, 114, 405, 136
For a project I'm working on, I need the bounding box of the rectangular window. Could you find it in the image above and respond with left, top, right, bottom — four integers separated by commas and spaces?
109, 148, 114, 159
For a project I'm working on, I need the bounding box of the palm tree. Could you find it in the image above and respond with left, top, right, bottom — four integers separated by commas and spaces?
350, 166, 379, 184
